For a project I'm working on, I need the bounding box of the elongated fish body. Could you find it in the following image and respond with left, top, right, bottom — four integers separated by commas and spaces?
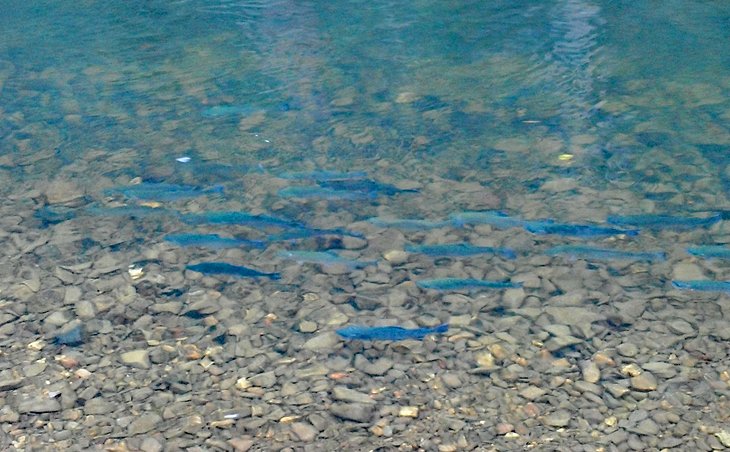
367, 217, 451, 230
450, 211, 547, 229
406, 243, 517, 259
276, 250, 376, 268
336, 324, 448, 341
672, 280, 730, 292
416, 278, 522, 290
278, 170, 367, 181
86, 205, 178, 218
546, 245, 665, 261
279, 186, 377, 200
268, 227, 365, 241
525, 222, 639, 237
180, 211, 303, 229
607, 214, 721, 231
319, 179, 418, 195
165, 233, 266, 249
186, 262, 280, 279
104, 182, 224, 201
201, 104, 257, 118
687, 245, 730, 259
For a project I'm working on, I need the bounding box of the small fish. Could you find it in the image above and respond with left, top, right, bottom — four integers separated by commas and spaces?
367, 217, 451, 230
406, 243, 516, 259
546, 245, 666, 261
607, 213, 721, 231
279, 186, 377, 200
276, 250, 376, 268
524, 221, 639, 237
450, 211, 548, 229
687, 245, 730, 259
104, 182, 224, 201
277, 170, 368, 181
268, 227, 365, 241
671, 280, 730, 292
186, 262, 280, 279
336, 324, 448, 341
180, 211, 303, 229
416, 278, 522, 291
201, 104, 257, 118
165, 233, 266, 249
35, 205, 76, 225
86, 205, 178, 218
319, 179, 418, 196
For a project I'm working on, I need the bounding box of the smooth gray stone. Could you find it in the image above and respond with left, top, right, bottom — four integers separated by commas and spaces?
542, 410, 571, 427
329, 403, 373, 423
84, 397, 116, 415
17, 398, 61, 414
332, 386, 375, 404
249, 371, 276, 388
0, 377, 23, 391
128, 413, 162, 435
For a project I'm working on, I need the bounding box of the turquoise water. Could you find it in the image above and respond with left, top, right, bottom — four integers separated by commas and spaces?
3, 0, 730, 448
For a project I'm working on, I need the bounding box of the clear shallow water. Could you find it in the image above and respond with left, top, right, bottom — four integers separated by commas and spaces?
3, 0, 730, 448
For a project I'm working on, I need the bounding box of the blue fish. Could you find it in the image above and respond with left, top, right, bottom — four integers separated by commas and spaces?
687, 245, 730, 259
276, 250, 376, 268
180, 211, 303, 229
201, 104, 258, 118
336, 324, 448, 341
268, 227, 365, 241
367, 217, 451, 230
86, 205, 179, 218
416, 278, 522, 291
186, 262, 280, 279
277, 170, 368, 181
546, 245, 666, 262
165, 233, 266, 249
406, 243, 516, 259
671, 280, 730, 292
607, 214, 721, 231
450, 211, 549, 229
35, 205, 76, 225
104, 182, 224, 201
319, 179, 418, 196
524, 221, 639, 237
279, 186, 377, 200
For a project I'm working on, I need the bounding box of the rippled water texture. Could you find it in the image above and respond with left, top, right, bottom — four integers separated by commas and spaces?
2, 0, 730, 449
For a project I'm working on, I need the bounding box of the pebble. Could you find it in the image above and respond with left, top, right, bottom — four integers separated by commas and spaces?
519, 386, 546, 400
290, 422, 318, 442
249, 371, 276, 388
302, 332, 340, 351
139, 437, 163, 452
542, 410, 571, 427
332, 386, 375, 404
667, 319, 694, 335
672, 262, 705, 280
17, 397, 61, 414
617, 343, 639, 357
631, 418, 660, 435
398, 406, 419, 418
581, 361, 601, 383
0, 377, 23, 391
120, 349, 151, 369
128, 413, 162, 435
329, 403, 373, 423
441, 373, 462, 389
354, 356, 393, 376
84, 398, 116, 415
630, 371, 658, 391
299, 320, 318, 333
383, 249, 409, 265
